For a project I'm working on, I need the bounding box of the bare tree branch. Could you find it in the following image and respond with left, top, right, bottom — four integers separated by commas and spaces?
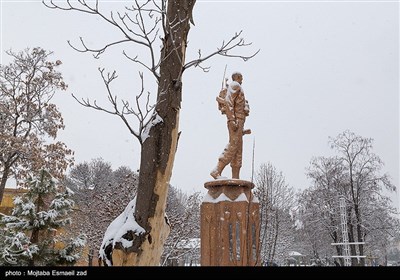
183, 30, 260, 72
122, 51, 159, 79
67, 37, 132, 59
43, 0, 97, 15
71, 68, 154, 144
43, 0, 162, 80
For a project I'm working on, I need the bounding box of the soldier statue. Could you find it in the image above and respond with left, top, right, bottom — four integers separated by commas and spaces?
210, 71, 251, 180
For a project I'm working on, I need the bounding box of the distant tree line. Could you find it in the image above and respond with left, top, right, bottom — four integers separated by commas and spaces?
255, 130, 399, 266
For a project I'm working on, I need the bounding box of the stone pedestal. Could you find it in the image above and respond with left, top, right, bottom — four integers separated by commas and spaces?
200, 179, 260, 266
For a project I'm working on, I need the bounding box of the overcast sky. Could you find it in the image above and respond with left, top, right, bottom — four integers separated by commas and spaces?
1, 0, 399, 210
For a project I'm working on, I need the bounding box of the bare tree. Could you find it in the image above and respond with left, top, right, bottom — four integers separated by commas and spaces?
64, 159, 138, 264
361, 195, 400, 265
66, 158, 113, 193
254, 162, 297, 265
0, 47, 73, 203
298, 131, 399, 266
293, 189, 339, 266
330, 130, 397, 266
44, 0, 258, 265
161, 186, 201, 266
300, 156, 346, 265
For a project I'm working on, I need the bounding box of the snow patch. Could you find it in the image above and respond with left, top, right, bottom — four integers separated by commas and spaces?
203, 192, 259, 204
99, 196, 145, 266
251, 195, 259, 203
141, 113, 163, 143
176, 238, 200, 249
66, 187, 74, 196
289, 251, 304, 256
234, 193, 248, 202
202, 193, 232, 203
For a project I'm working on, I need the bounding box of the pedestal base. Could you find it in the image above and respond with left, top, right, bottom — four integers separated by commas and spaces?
200, 179, 260, 266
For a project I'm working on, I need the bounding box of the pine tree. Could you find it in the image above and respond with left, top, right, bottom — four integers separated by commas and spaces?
0, 169, 86, 266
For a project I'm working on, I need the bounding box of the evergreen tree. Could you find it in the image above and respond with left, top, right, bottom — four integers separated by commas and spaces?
0, 169, 86, 266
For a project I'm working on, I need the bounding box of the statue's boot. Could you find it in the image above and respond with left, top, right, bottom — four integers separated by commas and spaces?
210, 161, 225, 179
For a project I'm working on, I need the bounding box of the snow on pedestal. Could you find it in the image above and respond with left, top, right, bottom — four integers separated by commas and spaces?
200, 179, 260, 266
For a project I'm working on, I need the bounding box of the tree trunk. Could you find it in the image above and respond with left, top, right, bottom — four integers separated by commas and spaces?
0, 164, 11, 203
348, 221, 358, 266
259, 207, 268, 262
354, 204, 365, 266
29, 190, 43, 266
112, 0, 196, 266
332, 232, 344, 266
270, 212, 279, 263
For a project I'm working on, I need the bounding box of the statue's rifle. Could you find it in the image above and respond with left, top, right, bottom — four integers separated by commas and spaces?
221, 64, 228, 90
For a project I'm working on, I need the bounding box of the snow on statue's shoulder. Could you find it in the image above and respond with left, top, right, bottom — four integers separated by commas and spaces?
99, 196, 145, 266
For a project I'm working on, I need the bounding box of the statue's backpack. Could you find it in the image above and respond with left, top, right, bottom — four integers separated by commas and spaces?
216, 87, 227, 114
216, 78, 229, 114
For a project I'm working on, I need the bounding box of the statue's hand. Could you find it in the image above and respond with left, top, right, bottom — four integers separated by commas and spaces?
243, 129, 251, 135
228, 120, 238, 131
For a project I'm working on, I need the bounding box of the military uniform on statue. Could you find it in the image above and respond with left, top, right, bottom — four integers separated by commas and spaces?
211, 71, 251, 180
